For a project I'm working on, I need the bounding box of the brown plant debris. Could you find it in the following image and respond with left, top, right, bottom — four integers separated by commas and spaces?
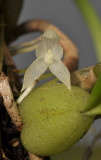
28, 152, 44, 160
81, 67, 97, 91
0, 72, 22, 129
71, 66, 97, 92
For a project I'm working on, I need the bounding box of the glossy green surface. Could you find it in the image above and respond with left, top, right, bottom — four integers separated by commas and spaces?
19, 81, 94, 156
93, 62, 101, 78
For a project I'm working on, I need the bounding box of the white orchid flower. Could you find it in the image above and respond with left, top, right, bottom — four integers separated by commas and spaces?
41, 30, 60, 43
21, 30, 71, 92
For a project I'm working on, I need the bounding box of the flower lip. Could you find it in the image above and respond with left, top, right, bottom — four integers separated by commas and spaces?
44, 50, 54, 65
36, 41, 63, 59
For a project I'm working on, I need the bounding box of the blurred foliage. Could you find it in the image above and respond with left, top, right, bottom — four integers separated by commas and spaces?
74, 0, 101, 61
51, 146, 101, 160
0, 14, 4, 72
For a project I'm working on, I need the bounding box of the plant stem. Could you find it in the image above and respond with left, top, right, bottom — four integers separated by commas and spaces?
17, 72, 54, 104
83, 104, 101, 116
39, 72, 54, 80
16, 81, 36, 104
0, 14, 4, 72
0, 96, 3, 159
10, 44, 38, 56
0, 72, 22, 129
3, 42, 22, 91
28, 152, 44, 160
74, 0, 101, 61
10, 37, 40, 50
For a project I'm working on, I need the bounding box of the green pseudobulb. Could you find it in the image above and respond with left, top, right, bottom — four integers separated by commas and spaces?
19, 81, 94, 156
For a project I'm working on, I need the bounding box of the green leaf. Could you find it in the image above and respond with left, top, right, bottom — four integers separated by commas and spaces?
83, 75, 101, 112
74, 0, 101, 61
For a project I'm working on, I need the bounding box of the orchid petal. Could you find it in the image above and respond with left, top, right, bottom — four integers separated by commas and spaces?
41, 30, 60, 43
51, 43, 63, 59
21, 58, 47, 91
49, 58, 71, 90
35, 42, 47, 58
36, 41, 63, 60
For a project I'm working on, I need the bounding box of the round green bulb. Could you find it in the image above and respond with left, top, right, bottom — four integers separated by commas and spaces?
19, 81, 94, 156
